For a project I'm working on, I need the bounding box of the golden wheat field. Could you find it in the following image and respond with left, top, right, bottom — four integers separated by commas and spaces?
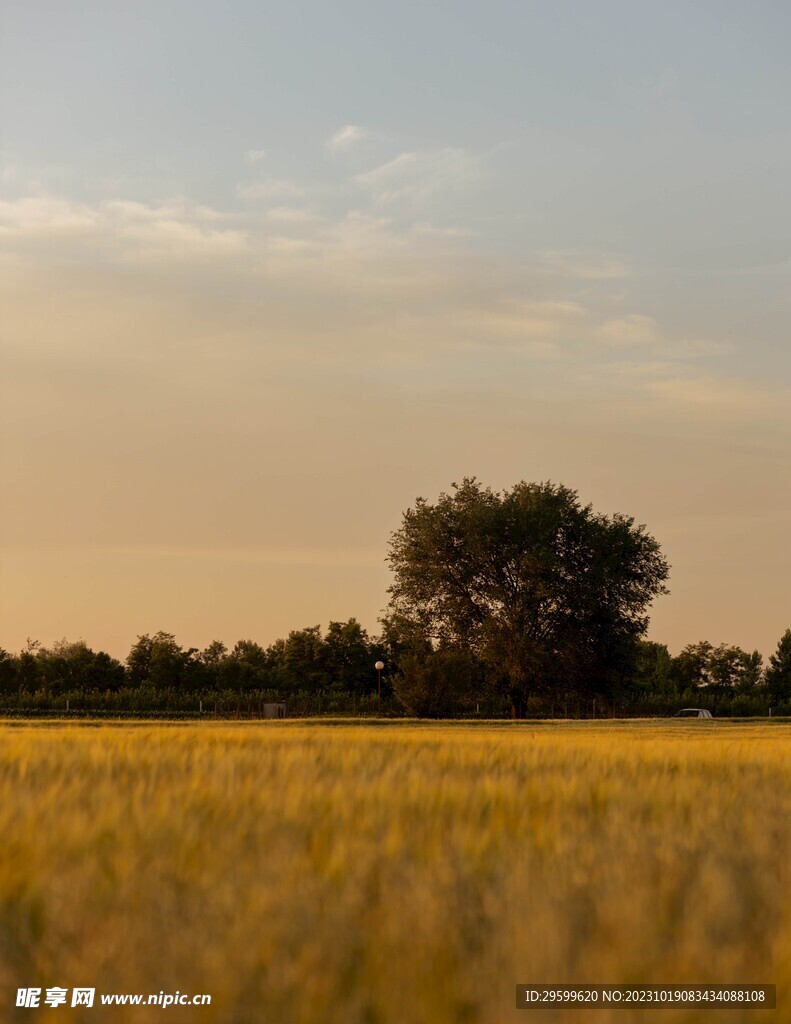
1, 720, 789, 1024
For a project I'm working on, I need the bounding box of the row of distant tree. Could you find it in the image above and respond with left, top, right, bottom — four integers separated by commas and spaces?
0, 624, 789, 716
390, 633, 791, 718
0, 620, 383, 698
2, 478, 790, 716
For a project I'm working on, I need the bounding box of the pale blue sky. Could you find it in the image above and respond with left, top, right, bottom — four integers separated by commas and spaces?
1, 1, 789, 657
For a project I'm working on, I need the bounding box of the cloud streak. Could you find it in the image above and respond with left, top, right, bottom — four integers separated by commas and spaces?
355, 148, 478, 207
326, 124, 370, 153
0, 188, 733, 384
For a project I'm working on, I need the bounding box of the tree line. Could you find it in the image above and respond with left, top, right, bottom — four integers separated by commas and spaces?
0, 621, 383, 704
1, 625, 789, 718
2, 478, 790, 716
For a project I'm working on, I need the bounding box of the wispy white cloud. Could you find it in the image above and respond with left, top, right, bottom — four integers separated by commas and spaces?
245, 149, 268, 163
326, 125, 370, 153
116, 219, 248, 259
103, 198, 248, 259
0, 187, 736, 395
0, 195, 247, 260
355, 148, 478, 206
104, 199, 225, 222
0, 196, 99, 236
601, 360, 791, 422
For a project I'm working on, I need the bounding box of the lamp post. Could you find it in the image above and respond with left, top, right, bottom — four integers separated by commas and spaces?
374, 661, 384, 701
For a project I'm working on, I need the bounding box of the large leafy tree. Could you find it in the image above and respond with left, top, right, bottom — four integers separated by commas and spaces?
36, 639, 125, 694
125, 632, 197, 690
386, 478, 670, 715
223, 640, 269, 690
632, 640, 676, 701
322, 619, 376, 694
672, 641, 763, 696
277, 626, 331, 693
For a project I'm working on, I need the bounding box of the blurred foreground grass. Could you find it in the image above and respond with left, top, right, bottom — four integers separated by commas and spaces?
1, 720, 789, 1023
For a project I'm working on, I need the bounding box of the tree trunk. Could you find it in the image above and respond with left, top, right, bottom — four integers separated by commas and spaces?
512, 694, 527, 719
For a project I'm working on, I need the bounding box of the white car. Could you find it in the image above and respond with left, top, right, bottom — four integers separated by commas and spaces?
674, 708, 713, 718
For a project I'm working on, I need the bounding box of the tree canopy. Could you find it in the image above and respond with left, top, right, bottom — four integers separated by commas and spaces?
765, 629, 791, 703
386, 478, 670, 715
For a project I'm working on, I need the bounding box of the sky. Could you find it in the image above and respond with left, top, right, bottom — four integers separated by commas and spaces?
1, 0, 789, 660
